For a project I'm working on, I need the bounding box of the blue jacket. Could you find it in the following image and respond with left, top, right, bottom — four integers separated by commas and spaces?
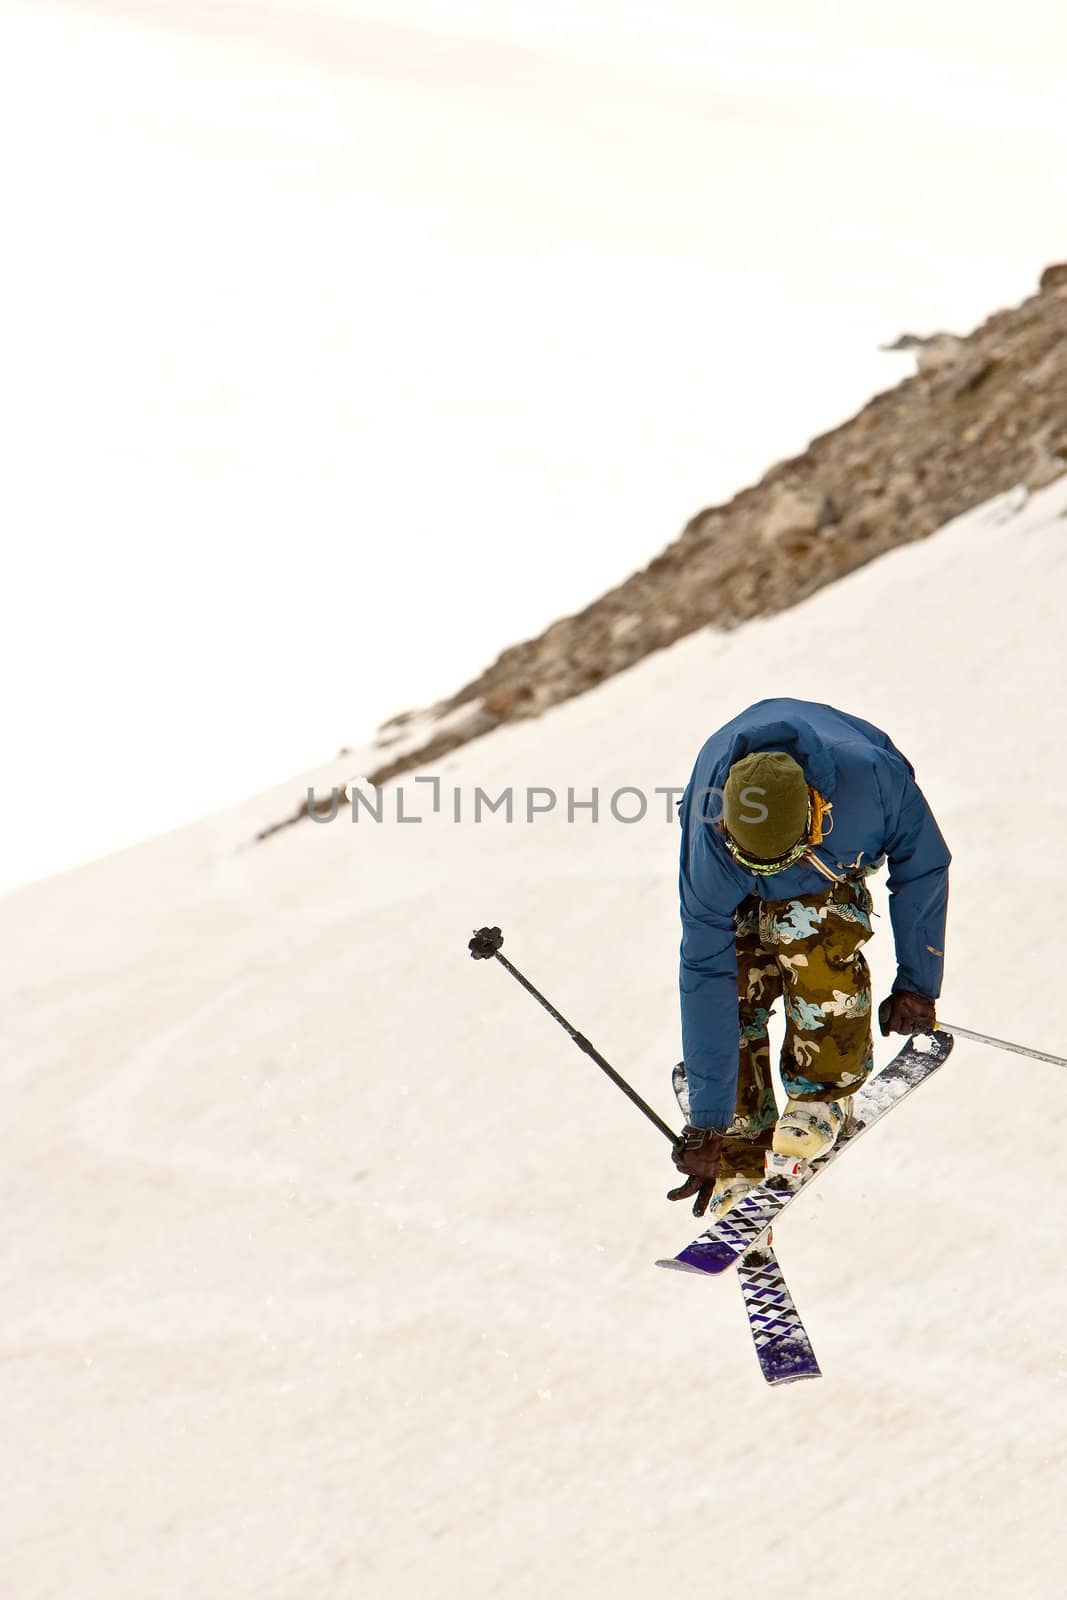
679, 698, 950, 1128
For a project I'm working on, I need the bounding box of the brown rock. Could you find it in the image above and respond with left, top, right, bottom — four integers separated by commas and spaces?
759, 485, 832, 544
1039, 263, 1067, 292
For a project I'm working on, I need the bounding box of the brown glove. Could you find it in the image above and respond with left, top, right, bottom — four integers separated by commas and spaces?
667, 1125, 726, 1217
878, 989, 936, 1036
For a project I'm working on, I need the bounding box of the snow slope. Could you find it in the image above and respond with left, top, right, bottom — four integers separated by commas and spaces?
3, 477, 1067, 1599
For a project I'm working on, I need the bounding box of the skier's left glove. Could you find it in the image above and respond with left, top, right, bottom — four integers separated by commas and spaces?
667, 1125, 725, 1217
878, 989, 936, 1036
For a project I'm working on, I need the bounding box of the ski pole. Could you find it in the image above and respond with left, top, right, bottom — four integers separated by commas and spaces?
936, 1020, 1067, 1069
468, 925, 680, 1146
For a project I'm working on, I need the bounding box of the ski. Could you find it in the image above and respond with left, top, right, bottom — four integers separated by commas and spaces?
672, 1064, 821, 1384
737, 1237, 821, 1384
660, 1028, 954, 1279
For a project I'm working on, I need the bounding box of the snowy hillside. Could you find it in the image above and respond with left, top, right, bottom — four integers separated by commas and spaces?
4, 477, 1067, 1599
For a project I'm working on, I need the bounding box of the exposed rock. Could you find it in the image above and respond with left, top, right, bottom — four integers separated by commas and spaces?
880, 332, 925, 351
1039, 263, 1067, 292
951, 355, 999, 395
880, 330, 963, 367
915, 335, 967, 373
759, 485, 838, 545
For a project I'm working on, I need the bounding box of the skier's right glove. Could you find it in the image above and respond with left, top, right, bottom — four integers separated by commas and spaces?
877, 989, 936, 1036
667, 1125, 726, 1217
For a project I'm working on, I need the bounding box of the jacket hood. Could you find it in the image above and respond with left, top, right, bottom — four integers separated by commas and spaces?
715, 713, 838, 798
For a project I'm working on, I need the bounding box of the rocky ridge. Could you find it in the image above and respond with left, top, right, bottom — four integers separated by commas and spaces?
259, 264, 1067, 839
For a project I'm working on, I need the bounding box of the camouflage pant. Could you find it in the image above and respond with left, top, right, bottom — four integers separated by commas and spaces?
721, 877, 875, 1180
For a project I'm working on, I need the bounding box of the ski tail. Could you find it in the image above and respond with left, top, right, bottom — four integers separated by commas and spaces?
738, 1244, 822, 1385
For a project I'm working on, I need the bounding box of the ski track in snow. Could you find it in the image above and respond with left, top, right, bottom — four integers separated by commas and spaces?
3, 477, 1067, 1598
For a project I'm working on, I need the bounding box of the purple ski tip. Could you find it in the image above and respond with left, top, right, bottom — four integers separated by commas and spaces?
660, 1237, 739, 1275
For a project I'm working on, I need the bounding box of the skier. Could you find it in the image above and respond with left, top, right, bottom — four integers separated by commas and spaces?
669, 697, 950, 1218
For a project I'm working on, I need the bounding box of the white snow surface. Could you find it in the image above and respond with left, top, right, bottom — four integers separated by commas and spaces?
4, 477, 1067, 1598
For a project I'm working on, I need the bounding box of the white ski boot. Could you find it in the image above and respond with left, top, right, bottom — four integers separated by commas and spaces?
707, 1172, 757, 1222
771, 1096, 852, 1165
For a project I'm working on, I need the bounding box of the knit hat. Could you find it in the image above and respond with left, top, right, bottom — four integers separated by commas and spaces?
722, 751, 809, 860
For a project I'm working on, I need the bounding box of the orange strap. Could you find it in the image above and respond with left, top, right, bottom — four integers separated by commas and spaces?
809, 789, 833, 845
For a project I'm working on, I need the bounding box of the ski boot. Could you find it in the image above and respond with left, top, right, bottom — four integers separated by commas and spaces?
706, 1171, 757, 1222
771, 1095, 852, 1165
